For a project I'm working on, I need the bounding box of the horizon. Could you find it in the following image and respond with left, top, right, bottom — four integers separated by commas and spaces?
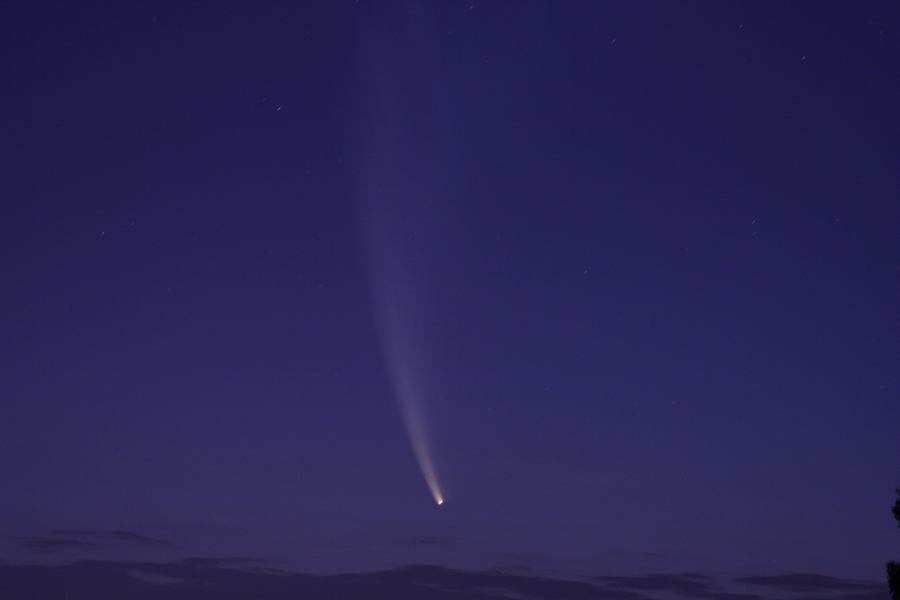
0, 558, 892, 600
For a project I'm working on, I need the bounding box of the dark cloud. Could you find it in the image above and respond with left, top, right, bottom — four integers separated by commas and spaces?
171, 556, 289, 575
51, 529, 171, 546
661, 574, 710, 581
491, 564, 539, 575
594, 574, 759, 600
0, 560, 649, 600
787, 594, 889, 600
354, 565, 646, 600
10, 529, 172, 556
820, 592, 891, 600
0, 560, 884, 600
595, 574, 709, 595
174, 557, 258, 568
15, 537, 102, 553
735, 574, 883, 592
125, 570, 190, 586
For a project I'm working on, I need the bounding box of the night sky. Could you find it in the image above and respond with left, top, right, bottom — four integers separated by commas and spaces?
2, 1, 899, 597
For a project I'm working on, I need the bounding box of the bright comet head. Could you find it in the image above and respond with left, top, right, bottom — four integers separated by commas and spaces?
436, 498, 444, 506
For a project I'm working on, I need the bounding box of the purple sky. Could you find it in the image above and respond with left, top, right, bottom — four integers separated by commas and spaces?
1, 0, 898, 589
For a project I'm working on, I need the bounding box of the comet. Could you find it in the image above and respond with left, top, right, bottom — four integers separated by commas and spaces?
365, 260, 446, 508
355, 170, 448, 507
354, 5, 455, 507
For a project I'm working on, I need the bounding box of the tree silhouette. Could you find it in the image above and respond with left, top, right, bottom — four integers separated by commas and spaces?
893, 487, 900, 526
889, 487, 900, 600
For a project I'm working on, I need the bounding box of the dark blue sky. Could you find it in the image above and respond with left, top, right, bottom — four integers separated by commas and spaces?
1, 0, 898, 586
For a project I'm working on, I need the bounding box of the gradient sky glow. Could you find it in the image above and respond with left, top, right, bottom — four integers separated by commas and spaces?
1, 0, 899, 587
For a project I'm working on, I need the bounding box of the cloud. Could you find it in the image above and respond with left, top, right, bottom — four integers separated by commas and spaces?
0, 561, 649, 600
125, 570, 190, 586
51, 529, 171, 546
174, 556, 259, 568
15, 537, 103, 553
0, 559, 885, 600
594, 573, 760, 600
734, 574, 884, 592
354, 565, 647, 600
817, 593, 891, 600
491, 564, 540, 575
10, 529, 172, 556
171, 556, 288, 574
